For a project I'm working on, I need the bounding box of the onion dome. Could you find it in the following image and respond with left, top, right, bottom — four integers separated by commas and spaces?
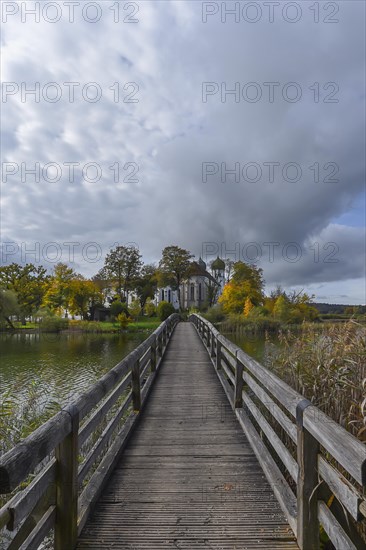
211, 257, 225, 270
198, 257, 206, 270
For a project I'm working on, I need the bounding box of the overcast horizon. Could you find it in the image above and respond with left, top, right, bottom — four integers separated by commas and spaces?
1, 0, 365, 304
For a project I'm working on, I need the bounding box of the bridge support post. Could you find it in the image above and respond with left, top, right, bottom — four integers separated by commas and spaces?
55, 404, 79, 550
296, 400, 320, 550
234, 353, 244, 409
132, 356, 142, 412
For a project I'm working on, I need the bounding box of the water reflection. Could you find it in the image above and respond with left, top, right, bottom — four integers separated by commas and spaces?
0, 331, 149, 409
222, 332, 280, 364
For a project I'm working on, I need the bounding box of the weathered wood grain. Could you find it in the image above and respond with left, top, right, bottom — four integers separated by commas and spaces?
77, 322, 298, 549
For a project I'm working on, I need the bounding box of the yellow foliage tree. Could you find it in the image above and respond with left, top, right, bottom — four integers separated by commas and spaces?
218, 262, 264, 314
243, 297, 254, 317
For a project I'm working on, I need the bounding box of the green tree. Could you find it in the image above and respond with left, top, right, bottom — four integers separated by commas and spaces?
158, 246, 193, 310
92, 268, 113, 303
103, 245, 142, 303
134, 264, 158, 311
273, 295, 291, 323
157, 300, 175, 321
205, 279, 219, 308
0, 288, 19, 328
0, 263, 50, 322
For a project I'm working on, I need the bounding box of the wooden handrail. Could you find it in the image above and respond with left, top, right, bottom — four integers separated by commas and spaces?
190, 313, 366, 550
0, 313, 180, 549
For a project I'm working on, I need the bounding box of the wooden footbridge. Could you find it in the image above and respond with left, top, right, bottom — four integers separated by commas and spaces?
0, 315, 365, 549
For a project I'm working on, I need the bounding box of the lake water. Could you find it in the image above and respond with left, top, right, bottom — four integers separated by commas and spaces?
222, 331, 280, 365
0, 331, 151, 412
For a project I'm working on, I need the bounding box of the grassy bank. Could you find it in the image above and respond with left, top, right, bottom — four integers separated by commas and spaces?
2, 317, 162, 333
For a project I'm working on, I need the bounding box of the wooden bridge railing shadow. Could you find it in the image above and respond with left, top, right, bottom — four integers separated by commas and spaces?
189, 313, 366, 550
0, 313, 180, 550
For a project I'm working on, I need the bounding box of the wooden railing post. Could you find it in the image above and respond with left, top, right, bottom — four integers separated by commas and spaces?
216, 340, 222, 370
55, 404, 79, 550
157, 333, 162, 357
296, 400, 320, 550
164, 325, 167, 348
210, 333, 215, 358
131, 356, 142, 412
151, 341, 157, 373
234, 353, 244, 409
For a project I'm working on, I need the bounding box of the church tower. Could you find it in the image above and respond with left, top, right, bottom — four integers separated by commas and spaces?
211, 257, 225, 295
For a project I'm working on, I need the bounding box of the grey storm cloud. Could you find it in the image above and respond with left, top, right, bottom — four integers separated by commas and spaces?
1, 0, 365, 303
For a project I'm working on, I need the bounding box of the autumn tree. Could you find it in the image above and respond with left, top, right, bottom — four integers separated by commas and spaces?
69, 278, 103, 320
103, 245, 142, 303
218, 261, 264, 314
243, 297, 254, 317
43, 263, 75, 316
158, 246, 193, 310
272, 289, 319, 323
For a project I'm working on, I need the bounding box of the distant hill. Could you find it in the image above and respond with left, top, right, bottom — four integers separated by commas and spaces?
313, 303, 366, 314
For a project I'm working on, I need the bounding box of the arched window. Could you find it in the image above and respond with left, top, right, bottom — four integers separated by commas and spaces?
190, 284, 195, 301
161, 289, 165, 301
168, 289, 171, 303
199, 283, 202, 300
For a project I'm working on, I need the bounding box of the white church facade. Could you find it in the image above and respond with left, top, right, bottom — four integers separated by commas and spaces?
155, 257, 226, 311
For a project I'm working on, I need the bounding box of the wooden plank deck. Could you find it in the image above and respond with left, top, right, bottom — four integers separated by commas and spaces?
77, 322, 298, 549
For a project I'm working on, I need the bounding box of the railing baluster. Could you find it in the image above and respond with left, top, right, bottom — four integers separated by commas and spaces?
234, 353, 244, 409
296, 400, 320, 550
151, 341, 157, 372
55, 404, 79, 550
216, 340, 222, 370
131, 356, 142, 412
210, 332, 215, 358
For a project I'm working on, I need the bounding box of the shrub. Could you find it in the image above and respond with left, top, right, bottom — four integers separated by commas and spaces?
145, 300, 156, 317
110, 301, 128, 321
157, 301, 175, 321
129, 299, 141, 321
39, 315, 69, 332
203, 305, 225, 324
117, 312, 130, 329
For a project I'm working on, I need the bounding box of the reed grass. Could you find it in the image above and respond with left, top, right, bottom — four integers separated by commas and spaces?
266, 320, 366, 441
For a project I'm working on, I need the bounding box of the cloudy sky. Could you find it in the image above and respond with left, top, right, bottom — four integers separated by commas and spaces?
1, 0, 365, 303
